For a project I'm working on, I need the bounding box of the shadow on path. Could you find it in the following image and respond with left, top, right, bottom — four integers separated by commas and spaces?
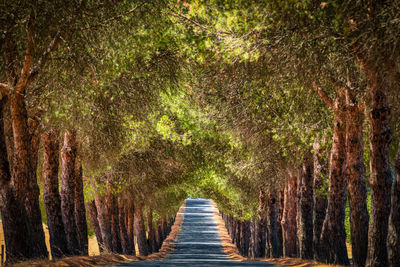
112, 198, 277, 267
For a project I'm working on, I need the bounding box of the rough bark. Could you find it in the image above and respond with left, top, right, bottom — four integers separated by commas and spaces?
10, 90, 48, 259
74, 162, 88, 255
298, 156, 314, 259
60, 130, 80, 255
161, 216, 168, 241
0, 98, 32, 263
277, 190, 284, 257
234, 218, 241, 249
282, 172, 297, 257
109, 194, 122, 253
127, 206, 136, 255
313, 141, 328, 260
87, 200, 103, 253
25, 118, 48, 259
42, 130, 69, 258
94, 194, 112, 252
365, 70, 392, 267
240, 220, 250, 256
155, 224, 162, 251
296, 170, 302, 257
388, 142, 400, 267
345, 96, 369, 267
266, 191, 279, 258
254, 188, 266, 258
118, 196, 130, 255
319, 92, 350, 265
134, 202, 149, 256
249, 219, 255, 258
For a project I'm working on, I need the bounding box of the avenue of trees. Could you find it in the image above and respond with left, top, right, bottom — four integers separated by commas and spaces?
0, 1, 399, 267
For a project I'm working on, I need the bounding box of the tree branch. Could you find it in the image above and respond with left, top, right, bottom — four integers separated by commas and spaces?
311, 82, 334, 109
15, 13, 34, 94
28, 31, 61, 82
4, 38, 17, 86
79, 3, 144, 31
0, 83, 10, 96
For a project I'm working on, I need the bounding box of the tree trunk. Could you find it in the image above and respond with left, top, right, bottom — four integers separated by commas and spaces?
42, 130, 69, 258
25, 117, 48, 259
320, 92, 350, 265
87, 200, 103, 253
118, 196, 130, 255
266, 191, 279, 258
94, 194, 112, 252
109, 194, 122, 253
388, 142, 400, 267
313, 141, 328, 259
155, 224, 162, 250
249, 219, 255, 258
240, 220, 250, 256
127, 206, 136, 255
345, 97, 369, 267
0, 98, 33, 263
147, 207, 157, 253
161, 216, 168, 241
365, 71, 392, 267
134, 202, 149, 256
74, 162, 88, 255
10, 88, 47, 259
235, 218, 241, 249
254, 188, 266, 258
298, 156, 314, 259
282, 171, 297, 257
296, 169, 302, 257
277, 190, 284, 257
60, 130, 80, 255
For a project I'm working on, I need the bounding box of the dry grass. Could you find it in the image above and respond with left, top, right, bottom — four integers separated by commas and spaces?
211, 201, 346, 267
8, 203, 185, 267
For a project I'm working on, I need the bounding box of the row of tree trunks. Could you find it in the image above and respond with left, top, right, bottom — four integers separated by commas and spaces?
90, 194, 178, 257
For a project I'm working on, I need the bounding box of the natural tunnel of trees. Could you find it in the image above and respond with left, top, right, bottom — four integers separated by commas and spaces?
0, 1, 400, 266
